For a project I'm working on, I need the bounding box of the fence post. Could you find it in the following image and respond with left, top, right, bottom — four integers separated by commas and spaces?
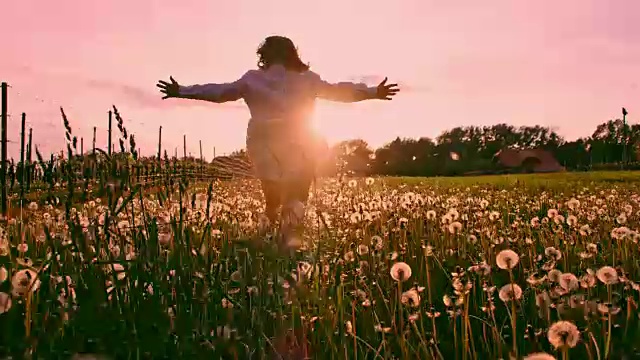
20, 112, 26, 203
199, 140, 203, 176
622, 107, 629, 165
92, 126, 96, 153
80, 137, 84, 156
158, 126, 162, 161
108, 110, 112, 156
183, 134, 187, 159
1, 82, 8, 218
27, 128, 32, 191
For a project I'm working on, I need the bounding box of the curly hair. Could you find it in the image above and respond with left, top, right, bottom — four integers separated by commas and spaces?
257, 36, 310, 73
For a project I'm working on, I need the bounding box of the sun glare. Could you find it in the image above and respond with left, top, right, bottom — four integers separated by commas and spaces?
309, 107, 324, 138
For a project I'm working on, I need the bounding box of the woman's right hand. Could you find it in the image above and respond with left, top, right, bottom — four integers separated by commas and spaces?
375, 77, 399, 100
157, 76, 181, 99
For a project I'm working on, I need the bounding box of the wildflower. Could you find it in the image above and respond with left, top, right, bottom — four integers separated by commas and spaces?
401, 288, 421, 307
0, 292, 11, 314
544, 247, 562, 260
567, 198, 580, 210
372, 235, 384, 251
611, 226, 630, 240
536, 291, 551, 311
357, 244, 369, 256
548, 269, 562, 283
596, 266, 618, 285
527, 273, 547, 286
350, 212, 362, 223
365, 177, 374, 185
11, 269, 40, 297
496, 249, 519, 270
374, 324, 392, 333
498, 283, 522, 302
408, 313, 420, 322
0, 266, 7, 283
579, 224, 591, 236
579, 273, 597, 288
469, 261, 491, 276
524, 352, 556, 360
479, 199, 489, 209
597, 302, 621, 315
345, 320, 353, 334
547, 320, 580, 349
390, 262, 412, 282
467, 234, 478, 244
28, 202, 38, 211
558, 273, 579, 292
448, 221, 462, 234
110, 264, 126, 281
17, 243, 28, 253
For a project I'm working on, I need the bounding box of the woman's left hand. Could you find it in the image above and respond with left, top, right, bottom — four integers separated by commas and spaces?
157, 76, 181, 99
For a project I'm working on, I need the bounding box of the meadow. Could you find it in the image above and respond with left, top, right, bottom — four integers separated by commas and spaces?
1, 170, 640, 359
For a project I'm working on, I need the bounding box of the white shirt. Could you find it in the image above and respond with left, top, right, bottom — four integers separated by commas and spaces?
178, 64, 378, 124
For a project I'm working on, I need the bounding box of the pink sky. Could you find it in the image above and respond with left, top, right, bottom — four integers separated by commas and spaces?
2, 0, 639, 159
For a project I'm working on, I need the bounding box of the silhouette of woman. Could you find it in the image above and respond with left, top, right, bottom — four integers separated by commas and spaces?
157, 35, 399, 250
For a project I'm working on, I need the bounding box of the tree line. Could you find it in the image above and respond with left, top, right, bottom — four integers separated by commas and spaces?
228, 117, 639, 177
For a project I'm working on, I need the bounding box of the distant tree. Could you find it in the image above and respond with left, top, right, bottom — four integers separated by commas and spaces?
330, 139, 373, 175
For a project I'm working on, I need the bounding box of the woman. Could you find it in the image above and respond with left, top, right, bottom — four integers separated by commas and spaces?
157, 35, 399, 249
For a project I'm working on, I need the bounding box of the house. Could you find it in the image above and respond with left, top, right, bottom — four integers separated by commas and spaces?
494, 149, 565, 173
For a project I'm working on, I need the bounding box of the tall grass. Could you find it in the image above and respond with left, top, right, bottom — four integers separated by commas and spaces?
1, 111, 640, 358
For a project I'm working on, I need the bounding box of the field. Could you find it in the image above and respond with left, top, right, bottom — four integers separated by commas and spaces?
2, 171, 640, 359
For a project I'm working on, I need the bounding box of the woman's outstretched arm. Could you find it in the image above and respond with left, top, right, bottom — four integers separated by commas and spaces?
311, 73, 399, 103
157, 74, 247, 103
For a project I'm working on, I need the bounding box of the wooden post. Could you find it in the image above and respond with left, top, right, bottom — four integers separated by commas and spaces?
183, 134, 187, 159
92, 126, 96, 153
1, 82, 8, 218
108, 110, 112, 156
27, 128, 32, 191
622, 107, 628, 165
158, 126, 162, 161
20, 112, 26, 203
80, 137, 84, 155
199, 140, 203, 176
